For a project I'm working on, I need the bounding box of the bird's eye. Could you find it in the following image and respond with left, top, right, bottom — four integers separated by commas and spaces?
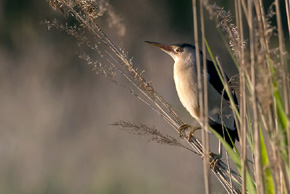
176, 48, 183, 53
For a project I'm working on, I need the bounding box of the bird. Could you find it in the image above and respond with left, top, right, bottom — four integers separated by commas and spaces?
145, 41, 239, 163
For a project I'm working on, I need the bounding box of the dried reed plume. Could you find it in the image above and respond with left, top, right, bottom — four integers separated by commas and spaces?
111, 121, 195, 152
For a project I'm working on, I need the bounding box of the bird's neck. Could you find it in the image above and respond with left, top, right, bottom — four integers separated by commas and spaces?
174, 55, 200, 73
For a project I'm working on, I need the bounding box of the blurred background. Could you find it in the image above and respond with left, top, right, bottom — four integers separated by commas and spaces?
0, 0, 287, 193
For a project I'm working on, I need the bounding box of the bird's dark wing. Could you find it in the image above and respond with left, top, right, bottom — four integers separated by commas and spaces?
207, 59, 240, 143
209, 118, 239, 145
206, 60, 239, 107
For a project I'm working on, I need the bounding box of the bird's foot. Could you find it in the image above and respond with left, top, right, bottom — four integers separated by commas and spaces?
178, 124, 201, 141
209, 152, 222, 172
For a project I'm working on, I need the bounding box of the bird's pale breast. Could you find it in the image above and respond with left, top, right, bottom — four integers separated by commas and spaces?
173, 59, 235, 130
174, 60, 200, 120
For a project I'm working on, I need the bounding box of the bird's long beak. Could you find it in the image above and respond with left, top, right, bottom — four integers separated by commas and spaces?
145, 41, 174, 53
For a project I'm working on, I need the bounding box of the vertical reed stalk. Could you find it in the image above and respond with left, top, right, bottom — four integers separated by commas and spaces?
285, 0, 290, 42
275, 0, 290, 192
192, 1, 210, 193
235, 1, 247, 193
199, 0, 211, 193
250, 1, 264, 193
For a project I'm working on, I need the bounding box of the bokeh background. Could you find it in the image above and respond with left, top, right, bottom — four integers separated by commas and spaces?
0, 0, 287, 193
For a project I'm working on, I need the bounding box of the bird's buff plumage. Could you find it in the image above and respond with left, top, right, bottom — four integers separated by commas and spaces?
146, 41, 239, 147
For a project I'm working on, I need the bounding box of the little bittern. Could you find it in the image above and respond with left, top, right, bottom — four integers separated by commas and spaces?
146, 41, 239, 160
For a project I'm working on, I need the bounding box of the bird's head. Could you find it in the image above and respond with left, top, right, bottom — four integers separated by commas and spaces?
145, 41, 197, 62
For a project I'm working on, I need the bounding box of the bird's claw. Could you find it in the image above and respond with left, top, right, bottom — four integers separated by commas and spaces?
178, 124, 191, 138
178, 124, 200, 141
209, 152, 222, 172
